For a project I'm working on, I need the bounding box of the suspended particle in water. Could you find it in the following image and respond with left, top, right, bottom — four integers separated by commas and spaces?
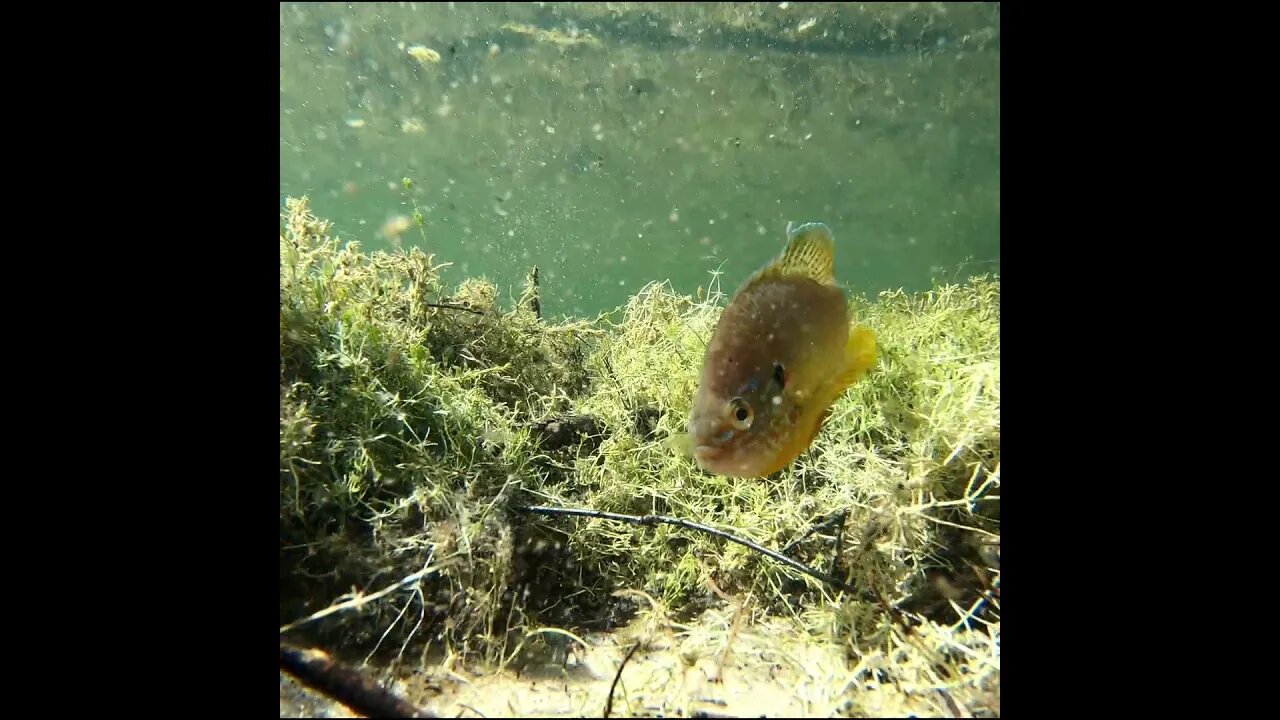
407, 45, 441, 65
380, 214, 412, 242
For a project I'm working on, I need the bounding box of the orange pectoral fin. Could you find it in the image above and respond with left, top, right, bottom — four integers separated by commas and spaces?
807, 406, 833, 447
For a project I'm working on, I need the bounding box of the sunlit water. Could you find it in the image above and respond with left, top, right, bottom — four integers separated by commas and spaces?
281, 2, 999, 318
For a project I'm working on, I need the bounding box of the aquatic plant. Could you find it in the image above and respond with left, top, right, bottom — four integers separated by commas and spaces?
280, 196, 999, 717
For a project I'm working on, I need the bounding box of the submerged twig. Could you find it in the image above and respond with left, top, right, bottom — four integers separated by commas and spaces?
780, 509, 849, 555
526, 265, 541, 319
279, 558, 443, 634
280, 642, 435, 718
515, 505, 866, 598
604, 641, 642, 719
830, 510, 848, 579
714, 589, 751, 683
426, 302, 484, 315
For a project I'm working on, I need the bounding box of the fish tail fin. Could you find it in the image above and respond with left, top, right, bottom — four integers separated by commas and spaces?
836, 324, 878, 391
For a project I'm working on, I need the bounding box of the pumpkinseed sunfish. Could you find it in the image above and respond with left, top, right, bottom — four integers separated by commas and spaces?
671, 221, 877, 478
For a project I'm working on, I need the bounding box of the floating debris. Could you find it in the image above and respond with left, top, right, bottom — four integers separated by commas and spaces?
400, 117, 426, 134
501, 22, 602, 48
344, 117, 366, 129
406, 44, 441, 65
379, 214, 413, 242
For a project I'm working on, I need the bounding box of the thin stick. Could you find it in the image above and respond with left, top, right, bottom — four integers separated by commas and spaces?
280, 558, 442, 634
526, 265, 541, 319
780, 509, 849, 555
604, 641, 642, 719
515, 505, 865, 598
281, 642, 435, 718
912, 512, 1000, 541
426, 302, 484, 315
830, 510, 847, 579
714, 590, 751, 683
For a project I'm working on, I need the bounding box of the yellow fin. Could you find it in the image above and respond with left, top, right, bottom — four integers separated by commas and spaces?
835, 324, 878, 391
747, 221, 837, 288
805, 406, 835, 449
664, 432, 695, 458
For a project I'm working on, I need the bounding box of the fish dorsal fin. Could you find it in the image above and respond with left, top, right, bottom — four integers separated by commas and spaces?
745, 222, 837, 290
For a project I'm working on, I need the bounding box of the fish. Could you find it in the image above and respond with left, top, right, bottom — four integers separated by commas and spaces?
671, 221, 877, 478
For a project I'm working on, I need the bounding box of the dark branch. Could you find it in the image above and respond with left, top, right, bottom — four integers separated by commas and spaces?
280, 642, 436, 718
604, 641, 642, 718
781, 508, 849, 555
526, 265, 541, 319
514, 505, 867, 598
425, 302, 484, 315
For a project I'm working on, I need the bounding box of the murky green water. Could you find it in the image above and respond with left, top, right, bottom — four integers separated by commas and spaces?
281, 2, 999, 319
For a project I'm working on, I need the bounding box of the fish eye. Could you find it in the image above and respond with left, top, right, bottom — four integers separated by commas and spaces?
728, 397, 753, 430
772, 362, 786, 388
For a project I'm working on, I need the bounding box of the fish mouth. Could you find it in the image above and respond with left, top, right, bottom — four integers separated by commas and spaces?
695, 444, 739, 475
693, 444, 721, 466
694, 443, 772, 478
694, 445, 758, 478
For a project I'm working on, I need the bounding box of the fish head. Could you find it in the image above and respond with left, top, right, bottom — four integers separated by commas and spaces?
687, 351, 801, 477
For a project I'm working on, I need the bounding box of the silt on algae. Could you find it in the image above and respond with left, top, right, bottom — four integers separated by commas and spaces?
279, 196, 999, 717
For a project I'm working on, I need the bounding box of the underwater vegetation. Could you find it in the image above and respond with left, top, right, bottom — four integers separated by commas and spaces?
279, 196, 999, 716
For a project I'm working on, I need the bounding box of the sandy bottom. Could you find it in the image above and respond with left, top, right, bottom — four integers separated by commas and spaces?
281, 611, 997, 718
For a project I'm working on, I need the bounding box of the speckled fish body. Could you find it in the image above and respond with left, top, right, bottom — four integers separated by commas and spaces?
682, 222, 877, 478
